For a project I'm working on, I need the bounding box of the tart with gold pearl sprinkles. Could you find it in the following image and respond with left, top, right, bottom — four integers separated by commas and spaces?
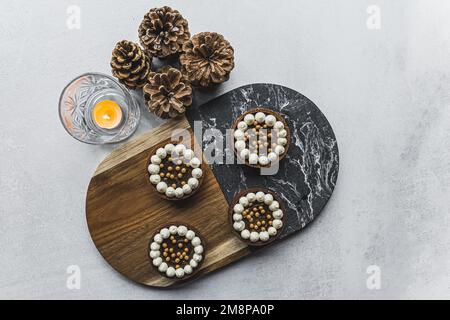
149, 225, 205, 279
229, 188, 284, 245
147, 142, 204, 200
232, 108, 291, 168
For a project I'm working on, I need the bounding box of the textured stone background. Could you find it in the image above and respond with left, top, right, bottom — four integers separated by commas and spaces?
1, 0, 449, 299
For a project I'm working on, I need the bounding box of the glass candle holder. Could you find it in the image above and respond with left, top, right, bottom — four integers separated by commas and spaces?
59, 73, 140, 144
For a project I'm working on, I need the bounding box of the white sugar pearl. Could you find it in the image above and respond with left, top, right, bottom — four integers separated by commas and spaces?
186, 230, 195, 240
192, 168, 203, 179
191, 237, 201, 246
169, 225, 178, 234
250, 232, 260, 242
258, 155, 269, 166
166, 267, 175, 277
235, 140, 246, 151
273, 219, 283, 229
256, 191, 265, 202
153, 234, 163, 244
190, 259, 198, 268
234, 130, 245, 140
246, 192, 256, 202
164, 143, 175, 153
274, 121, 284, 130
158, 262, 168, 273
150, 242, 160, 251
264, 194, 274, 205
274, 145, 285, 155
156, 182, 167, 193
233, 214, 243, 221
239, 196, 249, 207
194, 245, 204, 254
177, 225, 188, 236
175, 187, 184, 198
174, 144, 186, 155
233, 203, 244, 213
237, 121, 247, 131
184, 265, 193, 274
277, 138, 287, 146
273, 209, 283, 219
150, 250, 160, 259
241, 229, 250, 239
277, 129, 287, 138
175, 268, 185, 278
249, 153, 258, 164
151, 155, 161, 165
160, 228, 170, 239
183, 149, 195, 160
255, 112, 266, 123
233, 221, 245, 231
193, 254, 203, 262
188, 178, 199, 189
265, 115, 276, 127
152, 257, 162, 267
190, 157, 201, 168
147, 164, 160, 175
268, 152, 278, 162
150, 174, 161, 185
165, 187, 175, 198
182, 184, 192, 194
240, 149, 250, 159
244, 113, 255, 125
269, 201, 280, 211
268, 227, 277, 236
259, 231, 270, 242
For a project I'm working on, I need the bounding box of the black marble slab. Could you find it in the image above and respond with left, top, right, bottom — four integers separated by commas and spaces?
186, 83, 339, 238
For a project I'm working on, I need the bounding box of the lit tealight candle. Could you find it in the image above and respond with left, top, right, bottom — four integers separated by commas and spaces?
92, 100, 123, 129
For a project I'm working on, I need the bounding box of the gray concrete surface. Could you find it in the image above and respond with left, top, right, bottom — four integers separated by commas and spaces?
1, 0, 450, 299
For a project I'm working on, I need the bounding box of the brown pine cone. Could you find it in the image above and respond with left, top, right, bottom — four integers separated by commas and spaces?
110, 40, 151, 90
180, 32, 234, 88
138, 6, 190, 58
143, 67, 193, 118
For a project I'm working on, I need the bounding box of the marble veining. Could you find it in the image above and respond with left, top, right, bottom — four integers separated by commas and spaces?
186, 83, 339, 238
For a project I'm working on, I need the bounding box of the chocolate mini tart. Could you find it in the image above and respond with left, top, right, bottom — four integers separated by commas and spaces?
231, 108, 291, 168
149, 224, 205, 280
147, 142, 204, 200
229, 188, 285, 246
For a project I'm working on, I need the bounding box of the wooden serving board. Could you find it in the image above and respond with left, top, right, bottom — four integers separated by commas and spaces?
86, 83, 339, 287
86, 118, 250, 287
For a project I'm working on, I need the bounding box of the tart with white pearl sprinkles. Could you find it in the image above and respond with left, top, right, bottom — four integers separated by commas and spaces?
147, 142, 204, 200
232, 108, 291, 168
149, 225, 205, 279
229, 188, 285, 246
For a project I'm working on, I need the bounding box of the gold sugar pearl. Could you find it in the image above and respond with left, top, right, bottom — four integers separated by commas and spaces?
165, 173, 171, 178
266, 214, 272, 219
184, 248, 189, 253
181, 168, 187, 173
160, 173, 165, 177
184, 239, 189, 243
177, 160, 182, 165
170, 174, 175, 179
176, 264, 180, 269
253, 207, 258, 212
162, 243, 168, 248
178, 243, 184, 248
175, 258, 180, 263
249, 223, 254, 229
169, 248, 174, 253
171, 253, 176, 258
163, 252, 168, 257
261, 220, 266, 225
256, 221, 261, 226
168, 166, 173, 171
261, 209, 266, 214
184, 255, 190, 261
178, 173, 183, 178
255, 212, 260, 218
166, 257, 170, 262
175, 166, 180, 171
181, 181, 186, 185
159, 164, 164, 168
261, 227, 266, 231
172, 239, 177, 244
171, 184, 176, 189
268, 221, 273, 225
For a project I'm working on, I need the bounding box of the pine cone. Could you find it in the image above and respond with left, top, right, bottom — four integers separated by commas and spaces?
143, 67, 193, 118
138, 6, 190, 58
110, 40, 151, 90
180, 32, 234, 88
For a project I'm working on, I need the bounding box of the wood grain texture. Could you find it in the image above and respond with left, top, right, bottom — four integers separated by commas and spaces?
86, 117, 250, 287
